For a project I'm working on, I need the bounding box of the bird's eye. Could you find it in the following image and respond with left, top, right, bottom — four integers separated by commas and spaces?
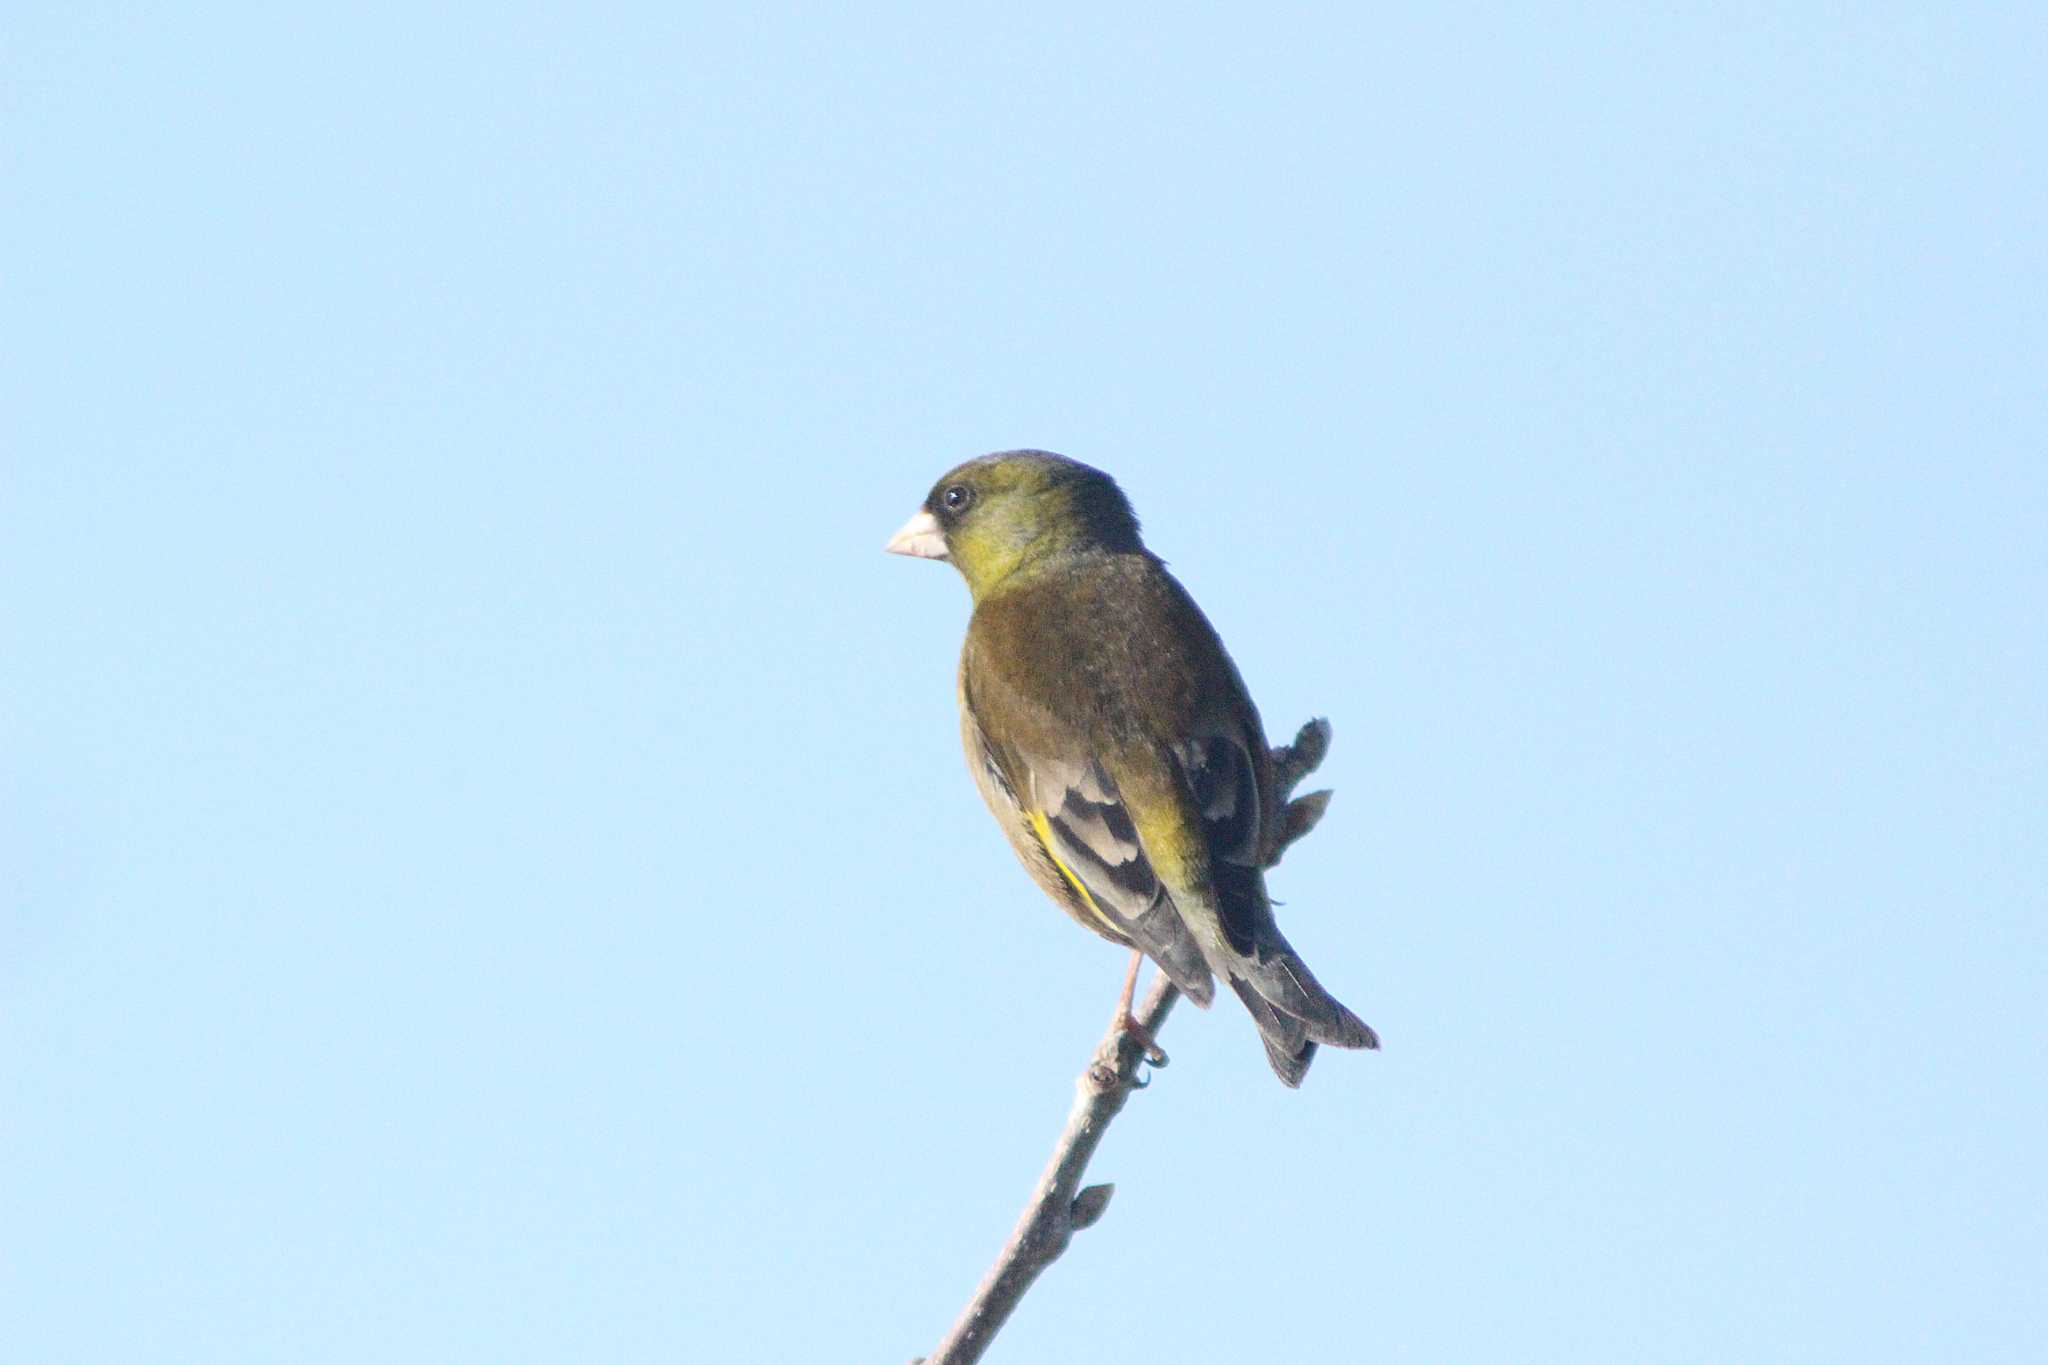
941, 485, 974, 513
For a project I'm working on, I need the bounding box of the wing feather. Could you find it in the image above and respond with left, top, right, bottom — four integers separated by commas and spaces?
961, 696, 1215, 1005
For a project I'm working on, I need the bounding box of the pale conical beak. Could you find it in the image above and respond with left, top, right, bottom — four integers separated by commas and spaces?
884, 508, 948, 560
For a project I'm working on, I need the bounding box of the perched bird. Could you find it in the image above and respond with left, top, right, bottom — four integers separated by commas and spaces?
886, 450, 1378, 1085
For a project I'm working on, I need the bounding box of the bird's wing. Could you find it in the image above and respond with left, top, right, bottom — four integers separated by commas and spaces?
1151, 715, 1378, 1066
1170, 725, 1265, 953
970, 715, 1216, 1006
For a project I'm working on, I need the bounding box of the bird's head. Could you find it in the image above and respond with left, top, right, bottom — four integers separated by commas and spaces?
885, 450, 1144, 598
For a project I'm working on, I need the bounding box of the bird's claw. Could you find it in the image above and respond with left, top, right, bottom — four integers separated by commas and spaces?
1113, 1011, 1168, 1070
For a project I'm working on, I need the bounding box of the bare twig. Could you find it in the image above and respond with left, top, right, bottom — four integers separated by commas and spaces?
919, 972, 1180, 1365
914, 720, 1335, 1365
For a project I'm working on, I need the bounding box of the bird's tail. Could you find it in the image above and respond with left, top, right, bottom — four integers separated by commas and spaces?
1227, 977, 1320, 1087
1222, 917, 1378, 1087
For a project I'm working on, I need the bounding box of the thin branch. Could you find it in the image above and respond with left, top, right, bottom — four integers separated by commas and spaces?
918, 973, 1179, 1365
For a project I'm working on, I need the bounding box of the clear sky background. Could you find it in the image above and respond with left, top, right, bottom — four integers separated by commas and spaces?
5, 6, 2043, 1362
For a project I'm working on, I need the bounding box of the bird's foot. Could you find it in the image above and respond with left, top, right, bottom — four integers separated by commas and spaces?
1114, 1010, 1169, 1068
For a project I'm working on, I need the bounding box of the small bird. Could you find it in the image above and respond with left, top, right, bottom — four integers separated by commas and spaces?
886, 450, 1377, 1085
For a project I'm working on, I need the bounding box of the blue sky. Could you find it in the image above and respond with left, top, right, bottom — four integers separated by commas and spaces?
5, 6, 2043, 1362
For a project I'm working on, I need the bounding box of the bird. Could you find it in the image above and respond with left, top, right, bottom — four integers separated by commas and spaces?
885, 449, 1377, 1085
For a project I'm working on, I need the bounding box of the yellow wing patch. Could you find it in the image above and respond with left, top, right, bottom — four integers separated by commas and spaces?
1027, 809, 1126, 937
